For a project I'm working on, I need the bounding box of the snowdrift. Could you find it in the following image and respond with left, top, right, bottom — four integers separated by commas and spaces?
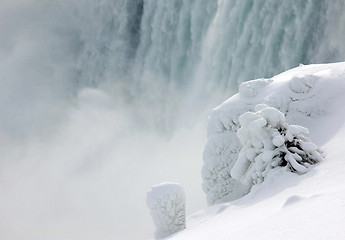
170, 62, 345, 240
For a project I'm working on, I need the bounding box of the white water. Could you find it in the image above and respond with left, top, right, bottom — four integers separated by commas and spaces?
0, 1, 344, 239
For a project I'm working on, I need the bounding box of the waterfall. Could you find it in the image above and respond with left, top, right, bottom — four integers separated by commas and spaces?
0, 1, 344, 239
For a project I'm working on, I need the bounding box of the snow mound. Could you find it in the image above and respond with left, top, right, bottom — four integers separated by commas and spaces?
289, 75, 317, 93
171, 62, 345, 240
239, 78, 273, 98
202, 62, 345, 204
146, 183, 186, 239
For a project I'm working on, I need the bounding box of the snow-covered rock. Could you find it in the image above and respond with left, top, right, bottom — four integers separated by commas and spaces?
171, 62, 345, 240
146, 183, 186, 239
202, 62, 345, 204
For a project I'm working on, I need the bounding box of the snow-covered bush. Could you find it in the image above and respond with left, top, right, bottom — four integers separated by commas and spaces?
146, 183, 186, 239
231, 104, 323, 186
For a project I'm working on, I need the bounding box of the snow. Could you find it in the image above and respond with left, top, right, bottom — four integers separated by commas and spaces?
202, 62, 343, 204
232, 104, 322, 184
169, 62, 345, 240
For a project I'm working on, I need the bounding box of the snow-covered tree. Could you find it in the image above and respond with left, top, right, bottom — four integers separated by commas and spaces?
146, 182, 186, 239
231, 104, 323, 186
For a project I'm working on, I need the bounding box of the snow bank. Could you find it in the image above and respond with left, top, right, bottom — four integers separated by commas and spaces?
202, 62, 345, 204
146, 183, 186, 239
171, 62, 345, 240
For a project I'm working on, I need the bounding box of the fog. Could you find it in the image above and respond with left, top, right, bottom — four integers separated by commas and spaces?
0, 88, 207, 239
0, 1, 208, 239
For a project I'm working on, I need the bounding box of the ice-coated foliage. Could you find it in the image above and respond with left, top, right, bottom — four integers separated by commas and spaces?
231, 104, 323, 186
146, 183, 186, 239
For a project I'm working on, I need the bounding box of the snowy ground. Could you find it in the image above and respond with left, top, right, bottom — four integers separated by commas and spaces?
168, 62, 345, 240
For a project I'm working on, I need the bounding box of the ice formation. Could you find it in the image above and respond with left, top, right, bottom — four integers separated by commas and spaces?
231, 104, 322, 186
146, 183, 186, 239
169, 62, 345, 240
202, 63, 339, 205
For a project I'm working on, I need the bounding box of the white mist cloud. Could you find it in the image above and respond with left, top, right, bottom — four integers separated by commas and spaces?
0, 2, 207, 238
0, 87, 207, 239
0, 0, 81, 138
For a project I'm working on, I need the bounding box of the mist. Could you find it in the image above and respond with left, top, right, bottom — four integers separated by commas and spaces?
0, 1, 205, 239
0, 87, 207, 239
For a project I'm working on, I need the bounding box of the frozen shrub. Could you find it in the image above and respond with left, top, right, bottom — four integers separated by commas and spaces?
146, 183, 186, 239
231, 104, 323, 186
